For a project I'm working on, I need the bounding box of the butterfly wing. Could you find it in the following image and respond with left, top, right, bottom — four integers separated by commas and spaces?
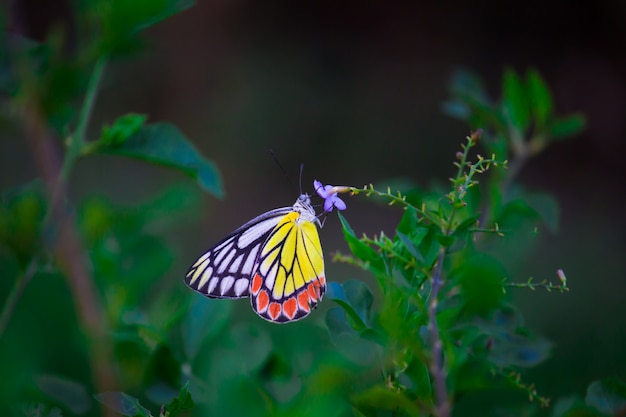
185, 207, 292, 298
250, 208, 326, 323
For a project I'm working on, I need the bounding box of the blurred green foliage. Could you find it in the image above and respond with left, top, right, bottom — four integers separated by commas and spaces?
1, 1, 623, 417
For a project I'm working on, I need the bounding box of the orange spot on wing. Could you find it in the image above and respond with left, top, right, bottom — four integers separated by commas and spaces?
319, 276, 326, 286
268, 302, 282, 321
283, 298, 297, 319
256, 290, 269, 313
297, 291, 311, 312
251, 273, 263, 295
307, 283, 318, 301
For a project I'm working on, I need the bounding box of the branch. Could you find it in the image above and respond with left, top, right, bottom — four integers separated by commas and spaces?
21, 95, 117, 410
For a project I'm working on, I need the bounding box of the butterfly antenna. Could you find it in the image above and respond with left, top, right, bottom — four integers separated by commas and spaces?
269, 149, 296, 189
299, 163, 305, 195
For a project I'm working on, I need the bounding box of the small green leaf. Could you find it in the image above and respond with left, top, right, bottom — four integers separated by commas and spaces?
548, 114, 587, 140
99, 122, 223, 197
165, 382, 194, 416
502, 68, 531, 133
396, 232, 425, 263
337, 213, 383, 270
527, 69, 554, 129
94, 392, 152, 417
100, 114, 147, 146
585, 378, 626, 415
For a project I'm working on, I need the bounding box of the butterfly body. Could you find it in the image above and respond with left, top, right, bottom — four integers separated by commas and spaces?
185, 194, 325, 323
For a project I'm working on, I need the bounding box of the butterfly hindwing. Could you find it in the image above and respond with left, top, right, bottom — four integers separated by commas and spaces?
250, 204, 326, 323
185, 194, 325, 323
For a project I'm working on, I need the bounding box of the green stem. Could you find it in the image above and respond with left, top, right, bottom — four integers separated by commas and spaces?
59, 57, 107, 181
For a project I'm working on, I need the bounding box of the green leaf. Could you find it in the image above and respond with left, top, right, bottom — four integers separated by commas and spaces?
396, 231, 425, 263
585, 378, 626, 415
94, 391, 152, 417
454, 252, 506, 315
97, 0, 195, 55
337, 213, 382, 269
527, 69, 554, 129
165, 382, 194, 416
324, 307, 379, 365
183, 295, 232, 360
549, 114, 587, 140
98, 122, 223, 197
502, 68, 530, 133
100, 114, 147, 146
397, 205, 419, 235
326, 280, 374, 330
524, 191, 560, 233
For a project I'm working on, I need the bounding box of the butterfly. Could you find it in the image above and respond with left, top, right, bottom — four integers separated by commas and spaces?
185, 194, 326, 323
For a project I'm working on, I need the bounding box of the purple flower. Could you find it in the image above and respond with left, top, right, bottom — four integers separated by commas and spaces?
314, 180, 348, 212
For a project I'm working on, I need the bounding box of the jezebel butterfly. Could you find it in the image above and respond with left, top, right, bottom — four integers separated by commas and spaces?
185, 194, 325, 323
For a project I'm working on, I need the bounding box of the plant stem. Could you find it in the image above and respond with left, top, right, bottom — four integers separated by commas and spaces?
21, 58, 116, 416
428, 247, 450, 417
59, 56, 107, 182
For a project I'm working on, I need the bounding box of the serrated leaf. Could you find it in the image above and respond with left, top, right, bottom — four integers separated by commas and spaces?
94, 392, 152, 417
99, 122, 223, 197
502, 68, 531, 133
585, 378, 626, 415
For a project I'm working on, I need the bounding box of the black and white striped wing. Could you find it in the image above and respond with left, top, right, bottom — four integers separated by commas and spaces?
185, 207, 292, 299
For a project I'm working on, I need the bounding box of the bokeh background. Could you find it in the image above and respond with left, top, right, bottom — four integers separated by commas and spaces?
2, 0, 626, 408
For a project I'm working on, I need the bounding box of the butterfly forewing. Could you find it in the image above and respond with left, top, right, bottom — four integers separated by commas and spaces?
185, 207, 292, 298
